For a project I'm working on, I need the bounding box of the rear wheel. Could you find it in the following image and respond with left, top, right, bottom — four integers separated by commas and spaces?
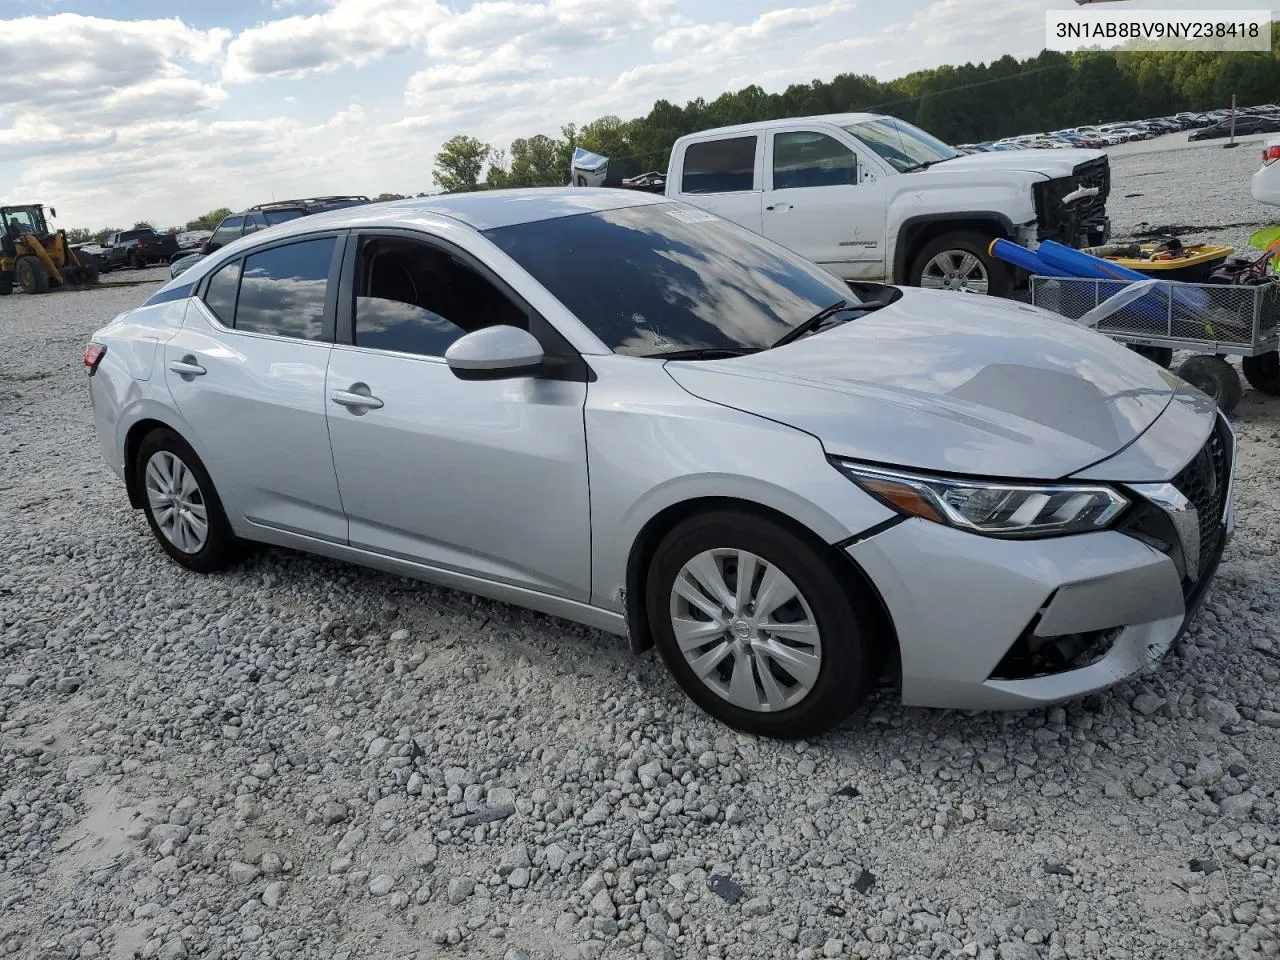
1177, 355, 1243, 414
15, 256, 50, 294
645, 510, 884, 739
135, 428, 241, 573
909, 231, 1012, 297
1242, 351, 1280, 395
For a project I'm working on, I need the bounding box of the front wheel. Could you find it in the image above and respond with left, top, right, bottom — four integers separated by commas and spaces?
908, 231, 1012, 297
15, 255, 50, 294
645, 510, 884, 739
1177, 355, 1243, 414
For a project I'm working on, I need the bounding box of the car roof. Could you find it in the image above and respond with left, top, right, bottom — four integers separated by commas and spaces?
676, 113, 885, 140
275, 187, 669, 232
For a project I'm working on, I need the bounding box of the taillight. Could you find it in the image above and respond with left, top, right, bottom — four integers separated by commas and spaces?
84, 343, 106, 375
1264, 145, 1280, 165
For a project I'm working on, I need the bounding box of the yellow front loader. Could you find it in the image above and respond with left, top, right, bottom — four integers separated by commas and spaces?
0, 204, 100, 295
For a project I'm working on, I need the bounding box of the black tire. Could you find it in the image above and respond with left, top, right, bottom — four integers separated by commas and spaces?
81, 262, 100, 285
645, 510, 884, 739
1242, 351, 1280, 396
1128, 344, 1174, 368
0, 270, 12, 295
908, 231, 1013, 298
15, 256, 50, 294
1177, 355, 1243, 414
135, 428, 241, 573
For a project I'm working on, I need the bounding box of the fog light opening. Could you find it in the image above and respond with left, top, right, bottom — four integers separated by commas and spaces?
990, 626, 1121, 681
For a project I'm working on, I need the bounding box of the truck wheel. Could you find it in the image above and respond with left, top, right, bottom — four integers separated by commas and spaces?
1177, 355, 1243, 414
15, 256, 50, 294
909, 231, 1012, 297
1242, 351, 1280, 396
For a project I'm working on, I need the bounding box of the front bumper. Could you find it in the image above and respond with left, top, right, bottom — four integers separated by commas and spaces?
848, 419, 1234, 710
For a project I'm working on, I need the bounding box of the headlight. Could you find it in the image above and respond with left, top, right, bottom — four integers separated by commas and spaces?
831, 460, 1129, 538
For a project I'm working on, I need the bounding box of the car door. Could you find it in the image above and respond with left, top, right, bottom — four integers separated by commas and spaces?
761, 128, 887, 281
163, 233, 347, 541
674, 135, 764, 233
323, 229, 592, 600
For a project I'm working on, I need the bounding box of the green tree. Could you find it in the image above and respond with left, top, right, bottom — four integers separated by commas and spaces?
63, 227, 93, 244
374, 193, 408, 202
505, 134, 567, 187
132, 221, 153, 230
186, 208, 231, 231
433, 135, 493, 193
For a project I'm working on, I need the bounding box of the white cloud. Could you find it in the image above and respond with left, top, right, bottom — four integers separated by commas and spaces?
653, 0, 857, 57
426, 0, 678, 61
223, 0, 448, 82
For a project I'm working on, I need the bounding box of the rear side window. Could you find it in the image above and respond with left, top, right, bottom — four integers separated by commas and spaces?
203, 260, 241, 326
234, 237, 335, 340
243, 212, 269, 234
681, 137, 757, 194
264, 209, 305, 226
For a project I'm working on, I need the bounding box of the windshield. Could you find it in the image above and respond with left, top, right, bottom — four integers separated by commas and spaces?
2, 208, 44, 236
484, 204, 862, 357
842, 117, 958, 172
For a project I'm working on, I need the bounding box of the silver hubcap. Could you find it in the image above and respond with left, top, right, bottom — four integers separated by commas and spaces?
920, 249, 989, 294
144, 451, 208, 554
669, 549, 822, 713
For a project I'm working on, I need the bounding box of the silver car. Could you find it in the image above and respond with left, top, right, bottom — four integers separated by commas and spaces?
86, 189, 1236, 738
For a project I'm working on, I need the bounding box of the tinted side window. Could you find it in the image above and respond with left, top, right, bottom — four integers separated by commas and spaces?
353, 237, 527, 357
235, 238, 335, 340
773, 132, 858, 189
243, 212, 269, 234
682, 137, 757, 194
209, 216, 244, 250
203, 259, 241, 326
264, 209, 305, 226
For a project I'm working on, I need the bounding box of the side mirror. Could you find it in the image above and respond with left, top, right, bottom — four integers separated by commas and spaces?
49, 208, 57, 219
445, 326, 545, 381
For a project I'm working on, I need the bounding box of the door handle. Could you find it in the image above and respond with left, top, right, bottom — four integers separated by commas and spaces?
168, 358, 206, 377
766, 204, 793, 212
331, 386, 384, 412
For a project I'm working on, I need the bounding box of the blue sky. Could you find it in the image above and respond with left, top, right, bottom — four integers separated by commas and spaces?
0, 0, 1245, 228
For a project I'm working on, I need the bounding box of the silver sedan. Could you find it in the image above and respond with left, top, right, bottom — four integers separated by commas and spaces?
86, 189, 1235, 738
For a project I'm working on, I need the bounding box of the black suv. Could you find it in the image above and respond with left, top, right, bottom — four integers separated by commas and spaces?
204, 196, 372, 254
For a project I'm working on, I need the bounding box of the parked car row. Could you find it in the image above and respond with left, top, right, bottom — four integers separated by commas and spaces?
955, 104, 1280, 154
169, 196, 372, 278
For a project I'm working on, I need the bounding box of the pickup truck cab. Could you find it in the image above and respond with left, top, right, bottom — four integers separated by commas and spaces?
101, 229, 179, 271
664, 113, 1111, 295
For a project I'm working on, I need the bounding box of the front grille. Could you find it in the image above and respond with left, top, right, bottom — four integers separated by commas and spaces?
1170, 418, 1231, 587
1069, 157, 1110, 223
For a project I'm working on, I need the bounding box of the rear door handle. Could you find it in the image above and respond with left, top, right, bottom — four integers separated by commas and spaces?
331, 386, 384, 412
168, 358, 206, 377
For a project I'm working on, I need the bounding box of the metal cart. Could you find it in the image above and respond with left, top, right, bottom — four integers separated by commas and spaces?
1030, 275, 1280, 414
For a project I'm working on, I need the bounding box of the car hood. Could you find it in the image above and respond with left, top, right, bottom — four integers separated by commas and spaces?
930, 148, 1104, 178
665, 288, 1181, 480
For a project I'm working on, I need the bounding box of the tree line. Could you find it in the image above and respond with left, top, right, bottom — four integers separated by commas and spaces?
59, 41, 1280, 236
431, 43, 1280, 191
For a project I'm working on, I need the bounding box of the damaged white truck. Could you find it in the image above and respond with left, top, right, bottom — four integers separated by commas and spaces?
572, 113, 1111, 297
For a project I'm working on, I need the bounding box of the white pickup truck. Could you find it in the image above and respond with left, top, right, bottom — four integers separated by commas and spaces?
582, 113, 1112, 297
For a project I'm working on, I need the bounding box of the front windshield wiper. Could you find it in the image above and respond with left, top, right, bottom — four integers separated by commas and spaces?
646, 347, 761, 361
901, 157, 950, 172
770, 298, 889, 349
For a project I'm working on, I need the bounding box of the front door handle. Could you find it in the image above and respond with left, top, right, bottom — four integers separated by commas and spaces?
168, 358, 206, 377
765, 203, 793, 212
331, 384, 384, 412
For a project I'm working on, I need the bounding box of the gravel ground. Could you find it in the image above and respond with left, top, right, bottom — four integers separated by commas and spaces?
2, 152, 1279, 960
